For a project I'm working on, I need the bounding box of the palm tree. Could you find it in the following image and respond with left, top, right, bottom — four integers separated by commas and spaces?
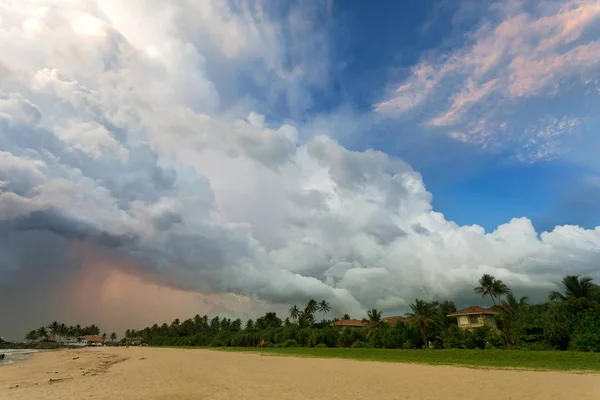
298, 311, 314, 328
110, 332, 117, 342
342, 313, 351, 320
101, 333, 107, 342
59, 323, 68, 339
549, 275, 599, 302
37, 326, 48, 341
362, 308, 383, 338
405, 299, 438, 348
492, 279, 511, 303
305, 299, 318, 317
474, 274, 511, 306
289, 305, 300, 322
318, 300, 331, 321
498, 293, 529, 346
48, 321, 60, 342
25, 329, 39, 342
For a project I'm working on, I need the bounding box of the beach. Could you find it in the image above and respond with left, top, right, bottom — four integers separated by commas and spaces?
1, 347, 598, 400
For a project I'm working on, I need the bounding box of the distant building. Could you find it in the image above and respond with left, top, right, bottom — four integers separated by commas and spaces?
127, 337, 142, 345
81, 336, 104, 346
382, 316, 407, 326
331, 315, 408, 330
447, 306, 500, 330
331, 319, 366, 329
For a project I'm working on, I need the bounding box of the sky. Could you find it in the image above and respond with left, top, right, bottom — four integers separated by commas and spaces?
1, 0, 600, 341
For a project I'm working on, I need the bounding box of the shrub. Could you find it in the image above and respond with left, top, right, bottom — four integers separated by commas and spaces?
296, 328, 312, 347
315, 343, 328, 348
339, 328, 364, 348
402, 340, 413, 349
351, 340, 370, 348
571, 334, 600, 352
282, 339, 298, 348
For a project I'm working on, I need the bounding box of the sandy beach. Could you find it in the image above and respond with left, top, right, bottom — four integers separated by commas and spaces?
1, 347, 598, 400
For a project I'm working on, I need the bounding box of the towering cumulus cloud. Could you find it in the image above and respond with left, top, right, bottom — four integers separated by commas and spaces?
0, 0, 599, 339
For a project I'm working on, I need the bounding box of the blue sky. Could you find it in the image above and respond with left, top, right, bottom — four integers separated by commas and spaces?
273, 0, 600, 233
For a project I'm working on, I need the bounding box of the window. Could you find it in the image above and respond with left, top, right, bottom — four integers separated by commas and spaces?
458, 316, 469, 325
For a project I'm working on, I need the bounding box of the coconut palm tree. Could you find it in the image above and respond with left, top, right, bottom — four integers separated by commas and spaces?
25, 329, 39, 342
362, 308, 383, 338
110, 332, 117, 342
48, 321, 60, 342
342, 313, 351, 320
474, 274, 511, 306
549, 275, 599, 302
405, 299, 438, 348
297, 311, 314, 328
101, 333, 107, 342
58, 323, 68, 340
474, 274, 496, 304
305, 299, 318, 317
498, 293, 529, 346
318, 300, 331, 321
37, 326, 48, 341
289, 305, 300, 322
492, 279, 511, 303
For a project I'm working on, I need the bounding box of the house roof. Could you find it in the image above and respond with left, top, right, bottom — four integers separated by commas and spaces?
383, 316, 407, 325
331, 319, 367, 327
83, 336, 104, 342
447, 306, 499, 317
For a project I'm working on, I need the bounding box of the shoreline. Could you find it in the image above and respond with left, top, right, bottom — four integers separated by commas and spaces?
0, 349, 46, 367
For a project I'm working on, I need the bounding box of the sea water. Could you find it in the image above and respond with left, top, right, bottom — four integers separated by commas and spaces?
0, 349, 39, 366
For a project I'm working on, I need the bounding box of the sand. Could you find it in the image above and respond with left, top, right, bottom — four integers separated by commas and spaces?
1, 347, 599, 400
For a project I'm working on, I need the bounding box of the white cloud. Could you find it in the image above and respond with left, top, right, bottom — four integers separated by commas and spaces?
0, 0, 599, 339
375, 0, 600, 161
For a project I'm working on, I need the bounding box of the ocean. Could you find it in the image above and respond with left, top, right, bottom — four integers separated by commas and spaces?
0, 349, 39, 366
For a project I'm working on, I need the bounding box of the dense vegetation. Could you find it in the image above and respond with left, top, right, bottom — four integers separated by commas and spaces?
21, 274, 600, 353
23, 322, 118, 344
126, 274, 599, 352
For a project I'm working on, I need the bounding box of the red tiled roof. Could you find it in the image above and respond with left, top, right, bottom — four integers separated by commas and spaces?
331, 319, 367, 327
447, 306, 499, 317
383, 316, 407, 325
83, 336, 104, 342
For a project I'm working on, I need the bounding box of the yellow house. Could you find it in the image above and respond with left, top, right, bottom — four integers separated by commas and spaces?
447, 306, 499, 330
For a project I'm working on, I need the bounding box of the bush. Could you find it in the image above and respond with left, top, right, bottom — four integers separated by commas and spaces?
282, 339, 298, 348
465, 326, 504, 349
351, 340, 370, 348
296, 328, 312, 347
339, 328, 365, 348
315, 343, 328, 348
571, 334, 600, 352
402, 340, 413, 349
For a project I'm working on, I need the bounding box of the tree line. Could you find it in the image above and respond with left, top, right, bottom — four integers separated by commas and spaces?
119, 274, 599, 352
22, 274, 600, 352
25, 322, 118, 344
